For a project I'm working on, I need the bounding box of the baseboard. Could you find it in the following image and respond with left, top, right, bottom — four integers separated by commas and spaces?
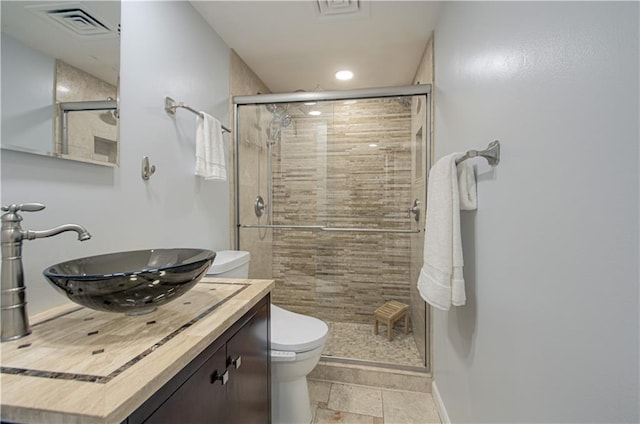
432, 381, 451, 424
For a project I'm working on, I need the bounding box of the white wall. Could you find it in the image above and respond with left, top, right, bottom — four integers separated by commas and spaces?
1, 34, 55, 153
432, 2, 639, 423
0, 1, 231, 315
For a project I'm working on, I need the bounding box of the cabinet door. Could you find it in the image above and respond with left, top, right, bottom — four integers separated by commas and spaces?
226, 303, 270, 424
143, 344, 228, 424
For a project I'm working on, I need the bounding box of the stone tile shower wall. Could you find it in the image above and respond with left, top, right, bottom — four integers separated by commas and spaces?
230, 50, 273, 278
270, 98, 415, 324
236, 106, 274, 279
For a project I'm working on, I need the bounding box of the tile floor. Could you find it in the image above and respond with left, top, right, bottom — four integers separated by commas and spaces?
323, 322, 424, 368
309, 379, 441, 424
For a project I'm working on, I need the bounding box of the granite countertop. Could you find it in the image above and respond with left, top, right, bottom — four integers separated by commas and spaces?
0, 277, 274, 424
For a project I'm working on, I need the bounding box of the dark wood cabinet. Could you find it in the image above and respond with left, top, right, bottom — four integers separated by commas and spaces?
143, 343, 228, 424
126, 295, 270, 424
226, 305, 270, 424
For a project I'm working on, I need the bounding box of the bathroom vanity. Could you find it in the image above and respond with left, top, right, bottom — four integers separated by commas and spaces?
0, 277, 273, 423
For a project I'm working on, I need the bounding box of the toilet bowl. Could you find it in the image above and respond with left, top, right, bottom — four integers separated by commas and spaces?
271, 304, 328, 424
207, 251, 328, 424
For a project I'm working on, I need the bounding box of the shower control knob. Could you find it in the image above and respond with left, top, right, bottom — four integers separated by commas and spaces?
254, 195, 266, 218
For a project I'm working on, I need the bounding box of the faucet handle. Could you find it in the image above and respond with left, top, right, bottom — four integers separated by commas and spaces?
1, 203, 46, 213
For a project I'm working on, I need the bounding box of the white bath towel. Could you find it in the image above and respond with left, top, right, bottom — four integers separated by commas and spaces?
417, 153, 475, 310
195, 112, 226, 181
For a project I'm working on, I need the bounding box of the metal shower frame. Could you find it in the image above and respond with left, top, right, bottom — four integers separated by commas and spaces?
232, 83, 432, 249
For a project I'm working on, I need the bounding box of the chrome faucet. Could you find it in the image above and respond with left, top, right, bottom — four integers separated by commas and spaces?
1, 203, 91, 342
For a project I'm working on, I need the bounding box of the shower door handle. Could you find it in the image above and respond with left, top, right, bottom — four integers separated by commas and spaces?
241, 224, 419, 233
409, 199, 420, 223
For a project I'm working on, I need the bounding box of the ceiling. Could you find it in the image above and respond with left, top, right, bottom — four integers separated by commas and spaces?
192, 1, 442, 93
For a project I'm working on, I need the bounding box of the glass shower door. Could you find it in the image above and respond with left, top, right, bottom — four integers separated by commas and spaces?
236, 91, 430, 370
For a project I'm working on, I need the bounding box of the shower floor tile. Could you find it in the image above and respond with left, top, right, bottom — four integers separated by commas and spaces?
322, 321, 424, 368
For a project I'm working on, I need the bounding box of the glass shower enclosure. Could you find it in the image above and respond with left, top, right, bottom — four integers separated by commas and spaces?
233, 85, 431, 371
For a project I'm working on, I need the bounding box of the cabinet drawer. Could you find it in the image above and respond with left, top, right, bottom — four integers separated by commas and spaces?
143, 344, 227, 424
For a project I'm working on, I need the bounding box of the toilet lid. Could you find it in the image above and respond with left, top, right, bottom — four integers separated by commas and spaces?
270, 304, 329, 353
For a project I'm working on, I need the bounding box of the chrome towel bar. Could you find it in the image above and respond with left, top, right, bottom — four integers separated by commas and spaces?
241, 224, 420, 234
321, 227, 419, 234
456, 140, 500, 166
165, 96, 231, 133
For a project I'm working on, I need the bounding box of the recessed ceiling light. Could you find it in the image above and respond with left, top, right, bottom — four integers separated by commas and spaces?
335, 70, 354, 81
309, 110, 322, 116
369, 144, 378, 147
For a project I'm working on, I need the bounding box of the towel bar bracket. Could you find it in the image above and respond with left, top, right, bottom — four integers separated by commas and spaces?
456, 140, 500, 166
164, 96, 179, 116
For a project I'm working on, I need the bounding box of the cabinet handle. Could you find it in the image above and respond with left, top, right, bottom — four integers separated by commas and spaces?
211, 369, 229, 385
232, 356, 242, 369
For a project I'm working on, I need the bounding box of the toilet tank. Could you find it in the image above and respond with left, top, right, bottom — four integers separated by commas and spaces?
207, 250, 250, 278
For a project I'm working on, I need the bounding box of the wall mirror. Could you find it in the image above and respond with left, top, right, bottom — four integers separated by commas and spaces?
1, 1, 121, 167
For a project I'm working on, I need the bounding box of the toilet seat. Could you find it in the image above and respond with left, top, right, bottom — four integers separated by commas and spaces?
271, 304, 328, 353
270, 344, 325, 362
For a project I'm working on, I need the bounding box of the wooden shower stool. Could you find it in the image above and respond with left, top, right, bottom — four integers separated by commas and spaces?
374, 301, 409, 341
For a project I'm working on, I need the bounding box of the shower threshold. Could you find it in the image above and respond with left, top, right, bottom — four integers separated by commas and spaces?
320, 355, 428, 374
311, 355, 432, 393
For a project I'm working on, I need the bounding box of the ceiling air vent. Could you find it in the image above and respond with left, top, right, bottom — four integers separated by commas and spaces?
317, 0, 360, 16
26, 3, 115, 38
46, 8, 111, 36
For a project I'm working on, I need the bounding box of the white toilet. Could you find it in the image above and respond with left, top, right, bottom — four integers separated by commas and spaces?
207, 250, 251, 277
208, 250, 328, 424
270, 304, 328, 424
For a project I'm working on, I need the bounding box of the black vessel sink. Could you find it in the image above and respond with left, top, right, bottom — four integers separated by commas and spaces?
43, 248, 216, 315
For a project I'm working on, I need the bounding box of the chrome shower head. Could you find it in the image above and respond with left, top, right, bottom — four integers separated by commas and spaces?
99, 110, 118, 126
266, 103, 289, 115
281, 115, 292, 128
265, 103, 293, 145
99, 97, 118, 126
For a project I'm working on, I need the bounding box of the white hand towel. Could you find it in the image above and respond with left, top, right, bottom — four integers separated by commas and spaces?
457, 161, 477, 211
195, 112, 226, 181
417, 152, 474, 310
